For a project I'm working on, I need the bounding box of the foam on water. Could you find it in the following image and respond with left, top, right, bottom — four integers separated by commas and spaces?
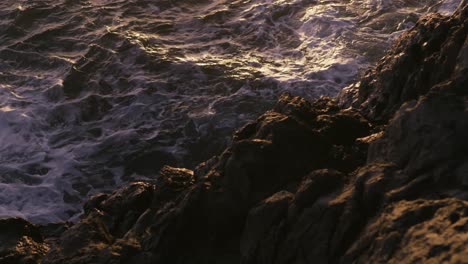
0, 0, 464, 223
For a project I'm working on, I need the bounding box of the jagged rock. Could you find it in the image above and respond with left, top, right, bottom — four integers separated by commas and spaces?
368, 87, 468, 200
240, 169, 349, 264
294, 169, 345, 208
240, 191, 294, 263
38, 90, 371, 264
315, 109, 371, 145
339, 4, 468, 123
0, 218, 48, 264
42, 168, 196, 264
343, 199, 468, 264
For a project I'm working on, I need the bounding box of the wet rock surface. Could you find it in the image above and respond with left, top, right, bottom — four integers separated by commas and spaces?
2, 4, 467, 264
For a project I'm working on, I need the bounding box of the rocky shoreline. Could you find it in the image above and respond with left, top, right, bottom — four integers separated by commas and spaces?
1, 3, 467, 264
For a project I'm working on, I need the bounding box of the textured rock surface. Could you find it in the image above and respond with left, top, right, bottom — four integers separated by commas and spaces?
1, 4, 467, 264
339, 2, 468, 122
343, 199, 468, 264
0, 218, 49, 264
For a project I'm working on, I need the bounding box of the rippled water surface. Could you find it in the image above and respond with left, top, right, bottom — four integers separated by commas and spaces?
0, 0, 462, 222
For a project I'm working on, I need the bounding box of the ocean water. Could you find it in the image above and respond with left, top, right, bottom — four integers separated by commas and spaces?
0, 0, 463, 223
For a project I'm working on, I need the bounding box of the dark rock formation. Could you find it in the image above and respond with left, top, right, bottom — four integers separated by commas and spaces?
1, 3, 467, 264
0, 218, 48, 264
39, 91, 371, 264
339, 1, 468, 123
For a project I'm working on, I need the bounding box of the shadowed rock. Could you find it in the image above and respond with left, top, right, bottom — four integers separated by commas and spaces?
0, 218, 48, 264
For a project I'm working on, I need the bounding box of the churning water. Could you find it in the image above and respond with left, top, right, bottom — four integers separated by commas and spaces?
0, 0, 463, 223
